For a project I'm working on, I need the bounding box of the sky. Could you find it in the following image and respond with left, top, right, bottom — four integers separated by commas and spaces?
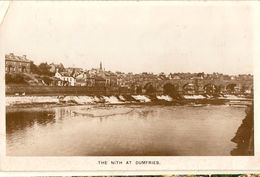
0, 1, 254, 75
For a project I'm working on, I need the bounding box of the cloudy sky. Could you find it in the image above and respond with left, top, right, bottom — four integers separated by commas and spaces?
0, 1, 254, 74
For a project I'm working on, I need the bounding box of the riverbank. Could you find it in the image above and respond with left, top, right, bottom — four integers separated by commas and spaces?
231, 105, 254, 155
6, 94, 252, 108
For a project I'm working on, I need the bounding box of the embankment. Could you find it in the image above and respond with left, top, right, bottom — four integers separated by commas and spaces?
231, 105, 254, 155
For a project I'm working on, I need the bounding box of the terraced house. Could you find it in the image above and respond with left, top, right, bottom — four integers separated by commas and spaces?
5, 53, 32, 73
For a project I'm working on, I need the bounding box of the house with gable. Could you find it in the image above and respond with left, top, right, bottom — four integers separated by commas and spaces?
54, 69, 76, 86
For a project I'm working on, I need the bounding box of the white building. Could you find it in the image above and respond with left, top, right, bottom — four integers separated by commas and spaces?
55, 69, 76, 86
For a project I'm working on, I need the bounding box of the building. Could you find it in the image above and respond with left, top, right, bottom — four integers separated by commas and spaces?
86, 61, 113, 87
49, 63, 65, 73
54, 69, 76, 86
75, 72, 87, 86
5, 53, 32, 73
65, 67, 83, 77
94, 76, 106, 87
104, 71, 118, 87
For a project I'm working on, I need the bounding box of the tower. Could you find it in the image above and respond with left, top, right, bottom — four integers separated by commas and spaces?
100, 61, 102, 70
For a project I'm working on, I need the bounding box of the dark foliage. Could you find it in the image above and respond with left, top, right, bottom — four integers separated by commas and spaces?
5, 73, 26, 84
38, 62, 53, 76
226, 83, 237, 93
163, 83, 180, 99
136, 85, 143, 94
30, 62, 39, 74
41, 76, 52, 85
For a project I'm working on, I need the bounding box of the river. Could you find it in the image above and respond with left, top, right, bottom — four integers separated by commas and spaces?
6, 104, 246, 156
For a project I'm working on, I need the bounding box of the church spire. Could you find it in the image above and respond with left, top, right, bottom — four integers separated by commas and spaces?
100, 61, 102, 70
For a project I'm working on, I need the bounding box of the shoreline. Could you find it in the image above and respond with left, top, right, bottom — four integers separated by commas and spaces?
6, 94, 252, 109
231, 105, 254, 156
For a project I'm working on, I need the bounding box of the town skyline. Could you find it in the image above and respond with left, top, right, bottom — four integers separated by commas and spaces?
6, 52, 253, 76
0, 1, 253, 75
5, 52, 254, 95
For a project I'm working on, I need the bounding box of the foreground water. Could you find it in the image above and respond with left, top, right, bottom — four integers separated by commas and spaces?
6, 105, 246, 156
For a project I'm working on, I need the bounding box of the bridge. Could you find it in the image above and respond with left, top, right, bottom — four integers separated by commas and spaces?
136, 78, 253, 95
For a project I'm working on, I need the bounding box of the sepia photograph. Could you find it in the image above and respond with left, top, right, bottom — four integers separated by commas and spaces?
0, 1, 255, 158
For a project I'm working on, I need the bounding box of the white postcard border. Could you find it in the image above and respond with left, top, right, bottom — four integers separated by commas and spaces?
0, 1, 260, 172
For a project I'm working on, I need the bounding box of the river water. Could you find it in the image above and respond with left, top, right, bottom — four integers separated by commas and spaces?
6, 104, 246, 156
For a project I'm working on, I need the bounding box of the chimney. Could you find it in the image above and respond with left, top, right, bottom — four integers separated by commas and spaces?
22, 55, 27, 59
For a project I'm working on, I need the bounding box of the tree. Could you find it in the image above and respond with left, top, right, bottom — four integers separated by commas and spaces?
38, 62, 52, 76
57, 63, 65, 72
41, 76, 52, 85
30, 62, 39, 74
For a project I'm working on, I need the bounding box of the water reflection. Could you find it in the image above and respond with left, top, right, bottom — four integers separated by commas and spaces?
6, 105, 248, 156
6, 110, 55, 134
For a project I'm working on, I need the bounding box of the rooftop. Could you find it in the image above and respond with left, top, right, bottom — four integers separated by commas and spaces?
5, 53, 31, 63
